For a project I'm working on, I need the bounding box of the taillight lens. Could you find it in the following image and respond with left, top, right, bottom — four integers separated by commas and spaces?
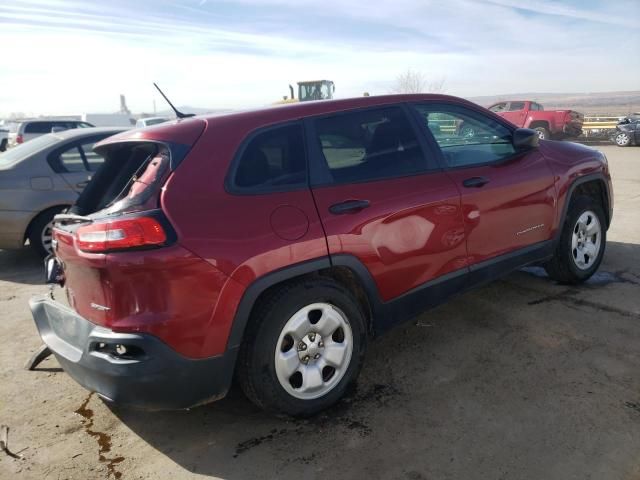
16, 134, 23, 144
75, 217, 166, 252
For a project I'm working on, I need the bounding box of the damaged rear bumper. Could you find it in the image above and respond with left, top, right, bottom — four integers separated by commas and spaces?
29, 295, 237, 410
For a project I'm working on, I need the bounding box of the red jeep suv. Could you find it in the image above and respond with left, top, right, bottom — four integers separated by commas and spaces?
30, 94, 613, 416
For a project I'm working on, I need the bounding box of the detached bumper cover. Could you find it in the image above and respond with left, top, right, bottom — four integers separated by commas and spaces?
562, 124, 583, 137
29, 295, 237, 410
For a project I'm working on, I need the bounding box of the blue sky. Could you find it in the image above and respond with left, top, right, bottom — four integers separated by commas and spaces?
0, 0, 638, 116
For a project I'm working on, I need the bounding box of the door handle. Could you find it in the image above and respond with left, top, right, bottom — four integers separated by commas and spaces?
329, 199, 370, 215
462, 176, 489, 188
76, 180, 90, 188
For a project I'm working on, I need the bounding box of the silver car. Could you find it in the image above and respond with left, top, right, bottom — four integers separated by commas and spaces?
0, 127, 126, 255
7, 119, 95, 148
135, 116, 169, 128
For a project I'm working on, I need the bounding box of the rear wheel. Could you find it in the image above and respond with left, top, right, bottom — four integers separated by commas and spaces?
544, 195, 606, 284
28, 207, 67, 257
614, 131, 631, 147
533, 126, 551, 141
237, 278, 367, 416
0, 139, 7, 152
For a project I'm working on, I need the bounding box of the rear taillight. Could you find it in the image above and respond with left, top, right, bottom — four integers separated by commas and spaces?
16, 134, 23, 144
75, 217, 166, 253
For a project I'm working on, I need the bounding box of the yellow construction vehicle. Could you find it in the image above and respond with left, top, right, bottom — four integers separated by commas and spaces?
278, 80, 335, 103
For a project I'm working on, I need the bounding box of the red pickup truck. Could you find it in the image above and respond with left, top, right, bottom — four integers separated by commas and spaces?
486, 100, 583, 140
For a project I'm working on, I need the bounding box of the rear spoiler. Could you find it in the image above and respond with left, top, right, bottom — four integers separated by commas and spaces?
93, 118, 206, 154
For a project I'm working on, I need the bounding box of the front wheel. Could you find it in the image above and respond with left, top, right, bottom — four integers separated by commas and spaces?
237, 278, 367, 416
614, 131, 631, 147
544, 195, 606, 284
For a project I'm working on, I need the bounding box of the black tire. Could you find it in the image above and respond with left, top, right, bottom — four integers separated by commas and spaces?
237, 278, 367, 417
27, 207, 67, 257
0, 139, 7, 152
614, 131, 631, 147
533, 126, 551, 141
544, 195, 606, 284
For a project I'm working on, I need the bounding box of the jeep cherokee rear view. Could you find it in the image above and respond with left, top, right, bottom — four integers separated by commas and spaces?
30, 94, 613, 416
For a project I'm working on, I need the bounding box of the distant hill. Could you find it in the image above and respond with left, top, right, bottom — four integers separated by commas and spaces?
468, 91, 640, 115
151, 106, 235, 117
148, 93, 640, 118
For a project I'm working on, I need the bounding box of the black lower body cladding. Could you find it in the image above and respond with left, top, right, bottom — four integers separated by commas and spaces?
29, 296, 237, 410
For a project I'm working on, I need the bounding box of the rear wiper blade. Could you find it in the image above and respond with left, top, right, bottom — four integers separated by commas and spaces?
53, 213, 93, 225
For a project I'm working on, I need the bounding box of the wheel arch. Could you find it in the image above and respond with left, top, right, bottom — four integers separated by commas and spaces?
226, 255, 384, 351
24, 204, 71, 242
528, 120, 550, 131
555, 174, 611, 244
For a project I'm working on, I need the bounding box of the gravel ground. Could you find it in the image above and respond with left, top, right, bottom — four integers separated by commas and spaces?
0, 145, 638, 480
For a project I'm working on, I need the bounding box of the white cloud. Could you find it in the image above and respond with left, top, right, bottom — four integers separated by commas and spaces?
0, 0, 638, 116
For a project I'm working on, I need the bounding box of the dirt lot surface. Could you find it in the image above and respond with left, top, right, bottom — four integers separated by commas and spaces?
1, 145, 639, 480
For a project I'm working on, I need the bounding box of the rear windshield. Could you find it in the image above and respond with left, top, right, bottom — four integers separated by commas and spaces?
71, 142, 171, 216
0, 134, 60, 166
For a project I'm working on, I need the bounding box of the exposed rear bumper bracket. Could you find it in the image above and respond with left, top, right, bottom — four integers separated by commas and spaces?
24, 344, 53, 371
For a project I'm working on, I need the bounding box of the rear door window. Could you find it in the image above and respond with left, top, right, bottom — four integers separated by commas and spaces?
79, 141, 103, 171
311, 106, 429, 185
229, 123, 307, 192
59, 146, 86, 172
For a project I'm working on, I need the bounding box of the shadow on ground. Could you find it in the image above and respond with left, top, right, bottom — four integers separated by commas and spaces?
0, 248, 43, 285
105, 241, 640, 479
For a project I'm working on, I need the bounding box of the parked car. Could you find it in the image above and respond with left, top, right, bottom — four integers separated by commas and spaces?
32, 94, 613, 416
82, 114, 132, 127
610, 114, 640, 147
0, 126, 8, 151
135, 116, 170, 128
0, 127, 125, 255
8, 119, 95, 148
486, 100, 583, 140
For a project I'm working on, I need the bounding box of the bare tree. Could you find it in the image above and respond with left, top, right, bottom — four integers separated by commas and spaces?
391, 69, 446, 94
426, 76, 447, 94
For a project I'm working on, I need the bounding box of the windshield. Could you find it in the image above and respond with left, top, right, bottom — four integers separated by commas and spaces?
0, 133, 59, 166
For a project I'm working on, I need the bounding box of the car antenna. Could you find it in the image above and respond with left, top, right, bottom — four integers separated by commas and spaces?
153, 83, 195, 119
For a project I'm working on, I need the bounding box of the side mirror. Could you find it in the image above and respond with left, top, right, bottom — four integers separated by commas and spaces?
512, 128, 539, 149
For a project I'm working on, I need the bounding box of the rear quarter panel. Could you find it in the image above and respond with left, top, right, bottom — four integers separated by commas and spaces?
524, 110, 560, 131
160, 116, 330, 355
162, 116, 329, 277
